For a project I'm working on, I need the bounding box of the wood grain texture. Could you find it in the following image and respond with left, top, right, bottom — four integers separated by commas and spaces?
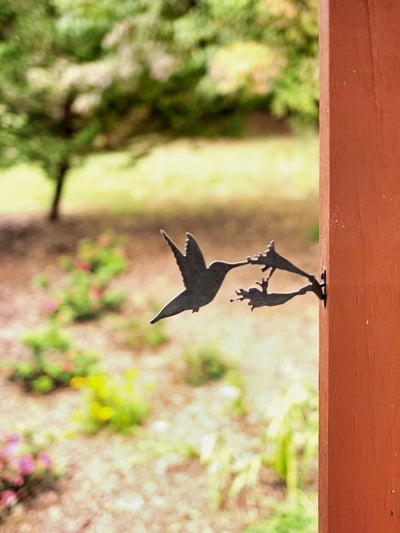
319, 1, 400, 531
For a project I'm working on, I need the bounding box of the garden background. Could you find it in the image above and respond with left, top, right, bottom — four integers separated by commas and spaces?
0, 1, 319, 532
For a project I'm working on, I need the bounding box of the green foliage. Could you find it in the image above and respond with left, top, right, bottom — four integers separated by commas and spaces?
49, 271, 125, 322
0, 430, 61, 519
180, 0, 319, 124
71, 370, 150, 435
21, 325, 71, 358
126, 319, 168, 350
243, 492, 317, 533
29, 375, 55, 395
7, 325, 99, 394
0, 0, 161, 218
192, 383, 318, 510
32, 274, 50, 290
73, 231, 127, 282
264, 383, 318, 493
41, 232, 126, 322
258, 0, 319, 123
184, 345, 231, 386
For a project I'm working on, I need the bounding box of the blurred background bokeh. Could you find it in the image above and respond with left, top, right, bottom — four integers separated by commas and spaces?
0, 1, 319, 532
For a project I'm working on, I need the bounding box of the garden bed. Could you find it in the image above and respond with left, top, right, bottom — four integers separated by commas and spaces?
0, 206, 318, 532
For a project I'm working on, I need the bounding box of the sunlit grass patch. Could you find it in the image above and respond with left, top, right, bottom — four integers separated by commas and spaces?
0, 134, 318, 216
0, 164, 52, 213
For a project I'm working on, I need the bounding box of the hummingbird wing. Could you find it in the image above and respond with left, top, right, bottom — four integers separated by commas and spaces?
161, 230, 207, 289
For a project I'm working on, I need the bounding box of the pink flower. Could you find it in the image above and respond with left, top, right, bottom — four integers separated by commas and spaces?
2, 471, 15, 483
0, 489, 18, 509
6, 440, 20, 456
44, 299, 59, 313
37, 452, 52, 470
63, 360, 74, 372
12, 474, 24, 487
90, 287, 102, 300
19, 454, 35, 476
78, 260, 91, 272
8, 433, 20, 445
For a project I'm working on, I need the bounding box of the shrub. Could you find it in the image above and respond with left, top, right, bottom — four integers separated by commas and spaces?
7, 325, 99, 394
38, 232, 127, 323
21, 325, 71, 357
0, 430, 61, 520
264, 383, 318, 493
49, 270, 126, 322
257, 0, 319, 124
71, 369, 150, 434
73, 231, 127, 282
184, 345, 231, 386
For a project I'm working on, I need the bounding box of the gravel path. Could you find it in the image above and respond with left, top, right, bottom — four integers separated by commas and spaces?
0, 209, 318, 532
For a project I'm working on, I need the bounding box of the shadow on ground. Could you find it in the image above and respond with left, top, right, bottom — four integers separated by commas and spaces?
0, 195, 318, 262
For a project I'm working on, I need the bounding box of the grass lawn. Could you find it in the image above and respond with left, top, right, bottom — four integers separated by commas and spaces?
0, 134, 318, 217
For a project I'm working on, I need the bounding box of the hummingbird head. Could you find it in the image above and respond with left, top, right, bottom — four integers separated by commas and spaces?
209, 260, 248, 279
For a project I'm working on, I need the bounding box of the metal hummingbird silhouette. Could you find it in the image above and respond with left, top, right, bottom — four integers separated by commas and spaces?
150, 231, 247, 323
151, 233, 326, 323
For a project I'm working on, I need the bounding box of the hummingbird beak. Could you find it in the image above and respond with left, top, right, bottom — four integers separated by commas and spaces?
227, 260, 248, 269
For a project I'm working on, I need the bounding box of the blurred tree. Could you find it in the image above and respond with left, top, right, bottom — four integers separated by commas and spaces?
0, 0, 117, 220
0, 0, 318, 220
0, 0, 165, 220
257, 0, 319, 122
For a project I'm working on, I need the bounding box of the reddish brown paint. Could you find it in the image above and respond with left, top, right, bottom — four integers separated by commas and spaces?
319, 1, 400, 531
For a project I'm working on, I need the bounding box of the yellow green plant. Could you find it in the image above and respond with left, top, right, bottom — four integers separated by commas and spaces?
71, 369, 150, 434
225, 368, 248, 416
264, 383, 318, 493
200, 433, 263, 509
243, 491, 317, 533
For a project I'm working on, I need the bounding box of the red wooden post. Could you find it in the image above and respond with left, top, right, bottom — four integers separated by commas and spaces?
319, 1, 400, 531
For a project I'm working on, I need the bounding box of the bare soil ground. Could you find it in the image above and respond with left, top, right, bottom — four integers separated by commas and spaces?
0, 200, 319, 533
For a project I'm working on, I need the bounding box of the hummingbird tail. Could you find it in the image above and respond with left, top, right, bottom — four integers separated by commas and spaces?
150, 291, 189, 324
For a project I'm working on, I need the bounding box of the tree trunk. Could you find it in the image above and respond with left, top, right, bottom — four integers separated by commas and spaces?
48, 94, 74, 222
48, 161, 69, 222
